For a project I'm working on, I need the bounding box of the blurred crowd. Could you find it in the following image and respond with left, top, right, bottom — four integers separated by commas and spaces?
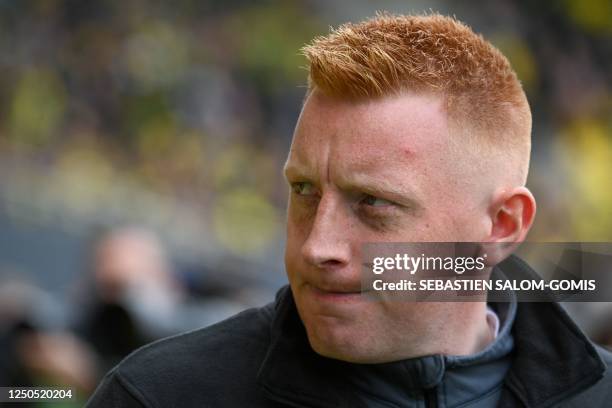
0, 227, 259, 404
0, 0, 610, 403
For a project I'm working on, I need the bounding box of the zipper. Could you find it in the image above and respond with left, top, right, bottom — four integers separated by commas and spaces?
424, 388, 438, 408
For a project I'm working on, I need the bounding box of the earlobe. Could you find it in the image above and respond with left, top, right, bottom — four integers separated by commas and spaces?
482, 187, 536, 266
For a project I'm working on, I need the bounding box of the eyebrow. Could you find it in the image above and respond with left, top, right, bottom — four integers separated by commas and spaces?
340, 172, 423, 210
283, 159, 319, 183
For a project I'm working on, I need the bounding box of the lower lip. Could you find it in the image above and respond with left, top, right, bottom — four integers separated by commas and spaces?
308, 285, 364, 303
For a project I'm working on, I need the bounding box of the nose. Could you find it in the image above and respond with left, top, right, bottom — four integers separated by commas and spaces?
300, 193, 352, 269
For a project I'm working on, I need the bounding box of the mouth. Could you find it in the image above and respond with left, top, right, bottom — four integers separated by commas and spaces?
307, 284, 366, 302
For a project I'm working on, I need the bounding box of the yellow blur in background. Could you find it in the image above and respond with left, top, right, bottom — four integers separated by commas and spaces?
0, 0, 610, 403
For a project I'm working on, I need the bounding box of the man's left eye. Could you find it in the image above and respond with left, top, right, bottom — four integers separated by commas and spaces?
291, 182, 316, 196
361, 195, 394, 207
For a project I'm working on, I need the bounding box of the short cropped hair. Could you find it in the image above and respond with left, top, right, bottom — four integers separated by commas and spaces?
301, 13, 531, 184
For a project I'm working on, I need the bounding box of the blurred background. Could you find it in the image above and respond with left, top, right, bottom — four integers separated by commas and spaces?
0, 0, 610, 404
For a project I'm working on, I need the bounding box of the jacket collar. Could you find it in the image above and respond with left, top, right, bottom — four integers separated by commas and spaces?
497, 255, 607, 407
256, 286, 446, 407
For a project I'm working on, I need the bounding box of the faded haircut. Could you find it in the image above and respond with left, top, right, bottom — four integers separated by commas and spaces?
301, 13, 532, 184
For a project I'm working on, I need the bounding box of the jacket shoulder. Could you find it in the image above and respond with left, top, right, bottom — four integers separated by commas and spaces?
562, 345, 612, 407
121, 301, 274, 374
88, 302, 276, 407
595, 344, 612, 365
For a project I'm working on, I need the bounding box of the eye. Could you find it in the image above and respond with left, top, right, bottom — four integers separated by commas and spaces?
361, 194, 394, 207
291, 182, 317, 196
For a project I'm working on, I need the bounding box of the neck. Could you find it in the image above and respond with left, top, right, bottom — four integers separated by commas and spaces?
466, 302, 497, 354
356, 302, 497, 363
434, 302, 495, 356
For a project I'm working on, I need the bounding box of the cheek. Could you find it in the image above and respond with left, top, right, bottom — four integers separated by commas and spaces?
286, 204, 310, 247
423, 206, 485, 241
288, 198, 317, 227
285, 205, 310, 277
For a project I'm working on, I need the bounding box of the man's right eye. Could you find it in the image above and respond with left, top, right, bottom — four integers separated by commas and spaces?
291, 182, 316, 196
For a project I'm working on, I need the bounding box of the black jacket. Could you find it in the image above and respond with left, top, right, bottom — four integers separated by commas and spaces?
87, 256, 612, 407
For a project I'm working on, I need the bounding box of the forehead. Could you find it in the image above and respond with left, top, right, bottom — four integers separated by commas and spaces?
287, 91, 450, 178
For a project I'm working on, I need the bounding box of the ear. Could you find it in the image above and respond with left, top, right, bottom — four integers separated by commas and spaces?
481, 186, 536, 266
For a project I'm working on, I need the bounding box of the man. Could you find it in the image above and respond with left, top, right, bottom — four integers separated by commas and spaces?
87, 13, 612, 407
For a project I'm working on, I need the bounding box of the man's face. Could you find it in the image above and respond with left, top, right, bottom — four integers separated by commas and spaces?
284, 90, 492, 363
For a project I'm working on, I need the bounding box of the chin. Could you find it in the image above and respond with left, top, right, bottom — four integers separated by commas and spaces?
303, 318, 380, 363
